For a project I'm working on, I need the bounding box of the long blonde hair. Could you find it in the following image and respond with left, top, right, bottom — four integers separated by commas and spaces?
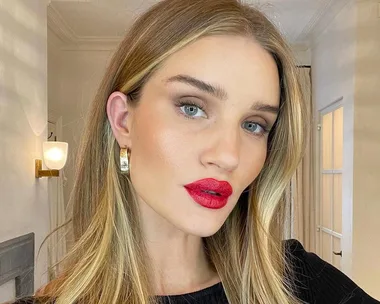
36, 0, 307, 303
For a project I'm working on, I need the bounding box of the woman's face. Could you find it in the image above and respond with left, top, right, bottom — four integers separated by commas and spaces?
109, 35, 280, 237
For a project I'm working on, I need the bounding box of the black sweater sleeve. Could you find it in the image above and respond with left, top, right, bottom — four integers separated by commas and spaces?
286, 239, 380, 304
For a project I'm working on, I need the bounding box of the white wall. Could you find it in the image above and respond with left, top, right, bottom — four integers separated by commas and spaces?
47, 31, 114, 209
312, 0, 380, 299
311, 0, 356, 280
0, 0, 50, 301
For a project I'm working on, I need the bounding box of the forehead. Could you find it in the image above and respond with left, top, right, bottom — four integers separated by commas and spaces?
150, 35, 280, 104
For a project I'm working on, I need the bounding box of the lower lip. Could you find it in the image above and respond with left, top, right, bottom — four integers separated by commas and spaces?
184, 188, 229, 209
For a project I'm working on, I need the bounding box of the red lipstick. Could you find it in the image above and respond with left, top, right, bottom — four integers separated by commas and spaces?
184, 178, 233, 209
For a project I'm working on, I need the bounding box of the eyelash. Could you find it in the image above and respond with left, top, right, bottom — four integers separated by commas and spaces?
174, 100, 271, 137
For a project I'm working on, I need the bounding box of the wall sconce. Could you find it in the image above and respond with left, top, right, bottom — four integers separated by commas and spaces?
35, 142, 68, 178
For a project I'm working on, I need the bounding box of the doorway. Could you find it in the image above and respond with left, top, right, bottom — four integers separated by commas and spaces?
317, 102, 344, 270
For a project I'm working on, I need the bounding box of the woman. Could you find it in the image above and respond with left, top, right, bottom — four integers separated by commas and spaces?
13, 0, 379, 303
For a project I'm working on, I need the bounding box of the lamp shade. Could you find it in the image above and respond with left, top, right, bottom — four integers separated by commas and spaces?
43, 141, 68, 170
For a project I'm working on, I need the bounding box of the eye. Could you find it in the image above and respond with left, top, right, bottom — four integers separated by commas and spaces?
178, 103, 207, 118
242, 121, 268, 136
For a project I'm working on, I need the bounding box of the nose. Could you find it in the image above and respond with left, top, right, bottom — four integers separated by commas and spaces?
200, 126, 240, 172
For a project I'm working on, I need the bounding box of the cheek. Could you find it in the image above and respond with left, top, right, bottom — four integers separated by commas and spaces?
239, 142, 268, 188
129, 106, 186, 183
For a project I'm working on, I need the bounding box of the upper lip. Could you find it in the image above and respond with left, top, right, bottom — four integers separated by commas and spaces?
184, 178, 233, 197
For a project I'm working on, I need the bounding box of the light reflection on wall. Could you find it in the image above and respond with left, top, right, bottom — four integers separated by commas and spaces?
0, 0, 50, 299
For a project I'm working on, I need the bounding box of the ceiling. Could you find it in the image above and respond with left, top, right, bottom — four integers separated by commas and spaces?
48, 0, 349, 50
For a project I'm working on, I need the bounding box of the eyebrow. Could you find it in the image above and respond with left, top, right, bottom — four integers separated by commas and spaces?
165, 74, 279, 115
251, 102, 279, 115
165, 74, 228, 100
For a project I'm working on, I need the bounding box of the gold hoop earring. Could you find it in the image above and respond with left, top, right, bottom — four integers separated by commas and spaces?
120, 148, 130, 173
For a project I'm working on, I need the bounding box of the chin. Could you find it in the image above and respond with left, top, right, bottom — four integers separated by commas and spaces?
178, 219, 225, 238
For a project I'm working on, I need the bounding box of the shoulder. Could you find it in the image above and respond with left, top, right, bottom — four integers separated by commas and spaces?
284, 239, 380, 303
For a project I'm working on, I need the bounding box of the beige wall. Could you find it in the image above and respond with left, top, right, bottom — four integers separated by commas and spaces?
0, 0, 49, 302
293, 48, 311, 66
352, 0, 380, 297
312, 0, 380, 299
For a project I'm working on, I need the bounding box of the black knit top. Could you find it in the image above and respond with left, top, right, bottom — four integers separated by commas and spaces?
13, 240, 380, 304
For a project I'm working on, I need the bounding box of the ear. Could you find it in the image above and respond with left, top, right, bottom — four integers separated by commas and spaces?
106, 91, 133, 149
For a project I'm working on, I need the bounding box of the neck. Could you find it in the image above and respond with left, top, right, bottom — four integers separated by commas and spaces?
139, 200, 219, 296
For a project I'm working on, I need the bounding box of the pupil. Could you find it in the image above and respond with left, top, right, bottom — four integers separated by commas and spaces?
245, 122, 257, 131
185, 106, 197, 115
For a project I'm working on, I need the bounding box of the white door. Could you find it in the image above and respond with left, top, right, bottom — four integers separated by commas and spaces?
317, 105, 344, 270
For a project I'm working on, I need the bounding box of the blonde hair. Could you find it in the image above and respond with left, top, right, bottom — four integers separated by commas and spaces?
36, 0, 308, 303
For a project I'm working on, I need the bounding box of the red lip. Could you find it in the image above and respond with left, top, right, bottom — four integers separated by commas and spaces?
184, 178, 233, 209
